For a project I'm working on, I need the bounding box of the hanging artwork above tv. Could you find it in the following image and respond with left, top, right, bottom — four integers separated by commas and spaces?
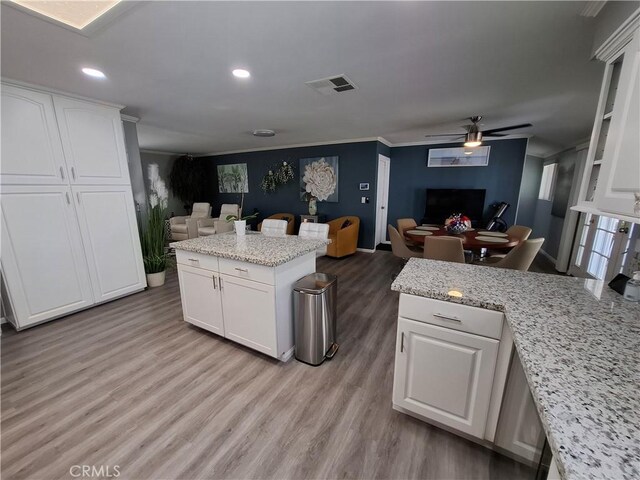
427, 146, 491, 167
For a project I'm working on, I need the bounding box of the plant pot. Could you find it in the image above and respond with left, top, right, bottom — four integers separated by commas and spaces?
234, 220, 247, 235
146, 271, 166, 288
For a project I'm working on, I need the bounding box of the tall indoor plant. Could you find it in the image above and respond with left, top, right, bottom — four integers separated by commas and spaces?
140, 164, 170, 287
168, 154, 205, 213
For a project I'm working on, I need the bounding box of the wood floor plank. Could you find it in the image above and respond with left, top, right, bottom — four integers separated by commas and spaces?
1, 251, 535, 480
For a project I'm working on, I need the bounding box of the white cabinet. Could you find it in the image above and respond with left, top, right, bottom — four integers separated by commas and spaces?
177, 265, 224, 336
220, 274, 277, 357
0, 185, 94, 327
0, 85, 67, 185
0, 82, 145, 329
54, 96, 130, 185
595, 29, 640, 218
495, 353, 545, 464
175, 250, 315, 361
393, 317, 499, 439
72, 185, 146, 302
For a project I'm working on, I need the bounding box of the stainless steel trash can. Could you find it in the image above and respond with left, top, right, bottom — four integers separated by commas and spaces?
293, 273, 338, 366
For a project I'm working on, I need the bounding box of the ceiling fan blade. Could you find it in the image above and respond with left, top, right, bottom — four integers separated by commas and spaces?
483, 133, 507, 137
481, 123, 532, 135
424, 133, 465, 138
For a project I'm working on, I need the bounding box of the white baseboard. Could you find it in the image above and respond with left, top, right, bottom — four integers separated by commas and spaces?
539, 249, 557, 264
357, 248, 376, 253
0, 316, 6, 325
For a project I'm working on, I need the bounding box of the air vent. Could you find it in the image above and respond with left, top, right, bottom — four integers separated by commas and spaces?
305, 74, 358, 96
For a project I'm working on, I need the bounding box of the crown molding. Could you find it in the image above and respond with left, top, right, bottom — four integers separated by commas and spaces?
196, 137, 384, 157
580, 1, 608, 18
594, 6, 640, 61
120, 114, 139, 123
139, 149, 183, 156
1, 77, 125, 110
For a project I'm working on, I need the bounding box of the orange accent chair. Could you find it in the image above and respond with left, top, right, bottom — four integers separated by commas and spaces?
326, 216, 360, 258
257, 213, 295, 235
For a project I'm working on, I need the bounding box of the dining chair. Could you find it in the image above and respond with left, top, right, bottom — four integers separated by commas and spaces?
478, 238, 544, 271
423, 236, 465, 263
397, 218, 419, 247
299, 222, 330, 257
487, 224, 533, 258
388, 225, 422, 259
261, 219, 288, 236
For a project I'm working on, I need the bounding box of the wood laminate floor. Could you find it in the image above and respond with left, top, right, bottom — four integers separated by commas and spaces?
1, 251, 536, 480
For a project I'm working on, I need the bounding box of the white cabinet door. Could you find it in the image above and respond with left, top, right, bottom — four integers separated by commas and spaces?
393, 318, 499, 439
0, 185, 94, 327
54, 96, 130, 185
596, 30, 640, 219
1, 85, 67, 185
495, 353, 545, 464
72, 185, 146, 302
177, 265, 224, 336
220, 274, 277, 357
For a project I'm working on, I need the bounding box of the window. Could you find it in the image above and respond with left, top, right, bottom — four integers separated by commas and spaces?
538, 163, 557, 201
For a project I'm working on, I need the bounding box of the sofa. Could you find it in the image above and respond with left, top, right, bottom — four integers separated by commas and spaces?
169, 202, 212, 241
326, 216, 360, 258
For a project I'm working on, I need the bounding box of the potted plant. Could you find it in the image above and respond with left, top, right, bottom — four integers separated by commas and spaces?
225, 189, 259, 235
168, 154, 205, 213
140, 164, 170, 287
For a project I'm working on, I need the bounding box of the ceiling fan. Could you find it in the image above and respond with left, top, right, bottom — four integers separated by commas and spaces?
425, 116, 532, 147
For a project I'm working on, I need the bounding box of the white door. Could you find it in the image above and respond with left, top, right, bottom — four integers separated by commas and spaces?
375, 154, 391, 245
0, 185, 94, 328
495, 353, 545, 464
220, 274, 277, 357
177, 265, 224, 336
595, 31, 640, 219
1, 84, 68, 185
72, 185, 146, 302
393, 318, 499, 439
53, 96, 130, 185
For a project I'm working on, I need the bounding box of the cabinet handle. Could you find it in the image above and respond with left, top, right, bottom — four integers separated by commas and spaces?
76, 192, 80, 203
400, 332, 405, 353
65, 192, 70, 204
219, 277, 223, 290
433, 313, 462, 323
212, 276, 217, 290
59, 166, 65, 180
71, 167, 76, 181
234, 267, 249, 273
188, 258, 199, 264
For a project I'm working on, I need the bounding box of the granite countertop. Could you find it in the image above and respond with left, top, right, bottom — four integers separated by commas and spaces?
170, 232, 329, 267
391, 258, 640, 480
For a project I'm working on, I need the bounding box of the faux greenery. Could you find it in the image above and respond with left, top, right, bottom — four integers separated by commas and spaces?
261, 170, 278, 193
140, 204, 168, 274
168, 154, 205, 209
276, 161, 294, 184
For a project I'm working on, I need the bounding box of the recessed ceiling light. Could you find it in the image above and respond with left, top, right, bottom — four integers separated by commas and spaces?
252, 129, 275, 137
10, 0, 121, 30
232, 69, 251, 79
82, 67, 106, 79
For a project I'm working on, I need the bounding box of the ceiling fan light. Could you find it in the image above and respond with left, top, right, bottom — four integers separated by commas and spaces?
464, 131, 482, 147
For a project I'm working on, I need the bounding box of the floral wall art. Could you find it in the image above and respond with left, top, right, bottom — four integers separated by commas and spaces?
299, 156, 339, 202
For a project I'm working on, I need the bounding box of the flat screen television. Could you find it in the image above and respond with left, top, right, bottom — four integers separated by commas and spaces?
422, 188, 486, 226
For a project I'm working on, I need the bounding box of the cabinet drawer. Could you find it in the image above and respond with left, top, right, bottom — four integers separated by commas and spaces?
176, 250, 219, 272
219, 258, 275, 285
399, 294, 504, 340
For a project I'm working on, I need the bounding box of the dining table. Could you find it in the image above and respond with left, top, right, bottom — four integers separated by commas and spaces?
403, 225, 521, 252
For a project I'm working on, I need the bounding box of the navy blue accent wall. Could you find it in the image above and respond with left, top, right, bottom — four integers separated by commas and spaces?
387, 138, 528, 229
201, 141, 379, 249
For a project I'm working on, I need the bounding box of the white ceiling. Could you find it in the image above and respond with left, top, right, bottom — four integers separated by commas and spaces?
1, 1, 603, 157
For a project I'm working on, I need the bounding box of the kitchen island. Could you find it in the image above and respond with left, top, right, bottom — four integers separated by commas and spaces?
391, 258, 640, 480
171, 232, 329, 361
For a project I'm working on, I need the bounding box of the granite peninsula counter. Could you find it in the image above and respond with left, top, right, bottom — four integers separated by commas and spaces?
171, 232, 330, 360
391, 258, 640, 480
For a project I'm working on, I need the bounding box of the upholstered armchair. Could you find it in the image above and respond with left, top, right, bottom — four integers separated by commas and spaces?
326, 216, 360, 258
170, 202, 212, 241
197, 204, 240, 236
257, 213, 295, 235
